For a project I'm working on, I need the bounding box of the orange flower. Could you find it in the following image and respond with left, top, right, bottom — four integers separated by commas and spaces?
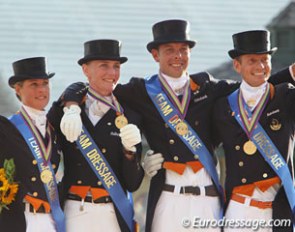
0, 159, 18, 213
0, 172, 9, 192
1, 183, 18, 205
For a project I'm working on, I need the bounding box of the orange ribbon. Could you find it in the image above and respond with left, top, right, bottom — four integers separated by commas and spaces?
233, 176, 281, 196
69, 185, 109, 200
25, 195, 50, 213
163, 161, 203, 175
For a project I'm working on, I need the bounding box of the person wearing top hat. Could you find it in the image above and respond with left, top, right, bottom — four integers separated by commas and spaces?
0, 57, 65, 232
57, 20, 295, 232
213, 30, 295, 231
47, 39, 144, 232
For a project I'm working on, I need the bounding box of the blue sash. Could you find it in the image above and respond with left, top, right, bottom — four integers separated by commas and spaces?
76, 126, 134, 232
9, 113, 65, 232
145, 75, 224, 209
228, 90, 295, 221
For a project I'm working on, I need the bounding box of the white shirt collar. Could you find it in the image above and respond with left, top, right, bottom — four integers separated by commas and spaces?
161, 72, 189, 95
86, 91, 112, 125
22, 104, 47, 137
22, 104, 47, 121
240, 81, 268, 110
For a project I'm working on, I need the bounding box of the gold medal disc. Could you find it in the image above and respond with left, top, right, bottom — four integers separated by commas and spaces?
243, 140, 257, 155
176, 121, 188, 136
40, 169, 53, 184
115, 115, 128, 129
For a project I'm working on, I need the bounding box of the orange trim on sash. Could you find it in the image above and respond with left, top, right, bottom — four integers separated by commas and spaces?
232, 176, 281, 196
24, 195, 50, 213
69, 185, 109, 200
163, 161, 203, 175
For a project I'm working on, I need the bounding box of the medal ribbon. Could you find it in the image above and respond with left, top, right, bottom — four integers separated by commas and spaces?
76, 126, 135, 232
9, 112, 65, 232
238, 84, 270, 138
158, 73, 191, 120
229, 89, 295, 225
145, 74, 224, 218
20, 107, 52, 163
88, 87, 124, 116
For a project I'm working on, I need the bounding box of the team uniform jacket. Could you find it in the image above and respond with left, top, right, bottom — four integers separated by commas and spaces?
213, 83, 295, 231
0, 115, 62, 232
61, 68, 292, 232
47, 97, 144, 232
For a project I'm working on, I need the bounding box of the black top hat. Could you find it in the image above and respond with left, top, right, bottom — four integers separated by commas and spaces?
228, 30, 277, 59
146, 19, 196, 52
9, 57, 55, 88
78, 39, 128, 65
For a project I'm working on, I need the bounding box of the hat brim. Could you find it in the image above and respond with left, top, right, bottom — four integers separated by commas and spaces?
146, 40, 196, 52
9, 73, 55, 88
78, 56, 128, 65
228, 47, 277, 59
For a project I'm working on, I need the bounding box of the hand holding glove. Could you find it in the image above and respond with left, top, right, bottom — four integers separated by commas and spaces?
60, 104, 82, 143
119, 124, 141, 152
142, 150, 164, 178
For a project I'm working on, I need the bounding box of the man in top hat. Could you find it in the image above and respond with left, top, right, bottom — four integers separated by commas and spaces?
213, 30, 295, 231
0, 57, 65, 232
47, 39, 144, 232
57, 20, 295, 232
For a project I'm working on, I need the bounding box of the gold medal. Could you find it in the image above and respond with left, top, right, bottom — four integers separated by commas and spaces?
40, 169, 53, 184
243, 140, 257, 155
176, 121, 188, 135
115, 115, 128, 129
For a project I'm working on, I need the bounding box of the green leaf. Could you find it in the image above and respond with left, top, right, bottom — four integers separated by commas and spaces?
4, 159, 16, 183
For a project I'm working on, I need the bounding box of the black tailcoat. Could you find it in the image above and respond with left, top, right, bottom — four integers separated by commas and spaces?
0, 115, 62, 232
47, 98, 144, 232
213, 83, 295, 232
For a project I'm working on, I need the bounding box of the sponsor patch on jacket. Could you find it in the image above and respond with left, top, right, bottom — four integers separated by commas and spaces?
110, 131, 120, 137
194, 95, 208, 103
266, 109, 280, 117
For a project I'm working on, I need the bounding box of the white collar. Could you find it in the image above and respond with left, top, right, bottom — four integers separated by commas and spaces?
86, 90, 112, 125
86, 91, 112, 107
240, 81, 268, 109
22, 104, 47, 137
22, 104, 47, 122
240, 80, 267, 93
161, 72, 189, 95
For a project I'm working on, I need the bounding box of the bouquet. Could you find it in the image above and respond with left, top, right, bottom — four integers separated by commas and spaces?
0, 159, 18, 213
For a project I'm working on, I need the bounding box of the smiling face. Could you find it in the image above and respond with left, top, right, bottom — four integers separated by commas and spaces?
233, 53, 272, 87
151, 42, 191, 78
82, 60, 120, 96
15, 79, 50, 110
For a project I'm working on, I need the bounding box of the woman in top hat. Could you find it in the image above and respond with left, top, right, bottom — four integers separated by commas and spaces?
213, 30, 294, 232
47, 39, 144, 232
0, 57, 65, 232
58, 20, 295, 232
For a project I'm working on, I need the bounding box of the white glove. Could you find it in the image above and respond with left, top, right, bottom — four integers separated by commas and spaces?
119, 124, 141, 152
60, 104, 82, 143
142, 150, 164, 178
